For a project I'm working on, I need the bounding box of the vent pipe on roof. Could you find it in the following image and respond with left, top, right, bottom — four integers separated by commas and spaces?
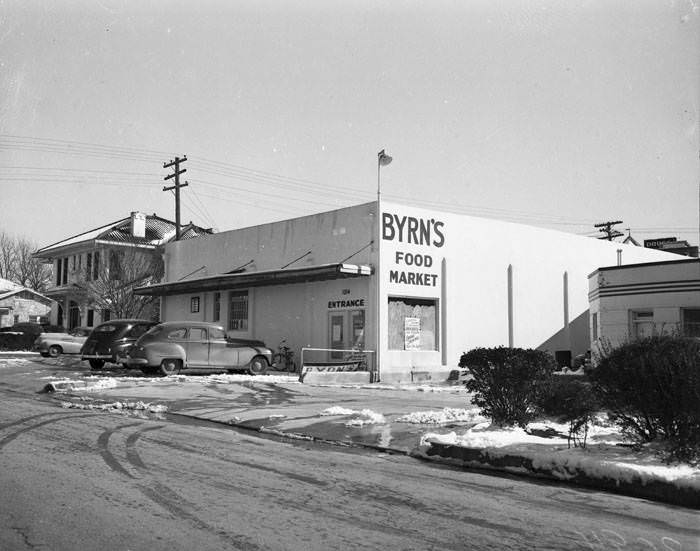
131, 212, 146, 238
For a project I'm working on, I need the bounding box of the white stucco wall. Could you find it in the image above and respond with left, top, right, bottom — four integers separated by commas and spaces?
164, 202, 377, 281
378, 201, 683, 380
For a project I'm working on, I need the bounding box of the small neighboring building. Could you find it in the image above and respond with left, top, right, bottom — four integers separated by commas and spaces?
0, 278, 53, 328
33, 212, 211, 329
643, 237, 698, 258
588, 258, 700, 354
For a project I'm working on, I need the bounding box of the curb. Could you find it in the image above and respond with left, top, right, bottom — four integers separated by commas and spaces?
421, 442, 700, 509
170, 410, 698, 509
42, 380, 88, 393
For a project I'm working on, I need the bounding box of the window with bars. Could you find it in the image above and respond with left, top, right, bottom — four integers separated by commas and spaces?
191, 296, 200, 313
228, 291, 249, 331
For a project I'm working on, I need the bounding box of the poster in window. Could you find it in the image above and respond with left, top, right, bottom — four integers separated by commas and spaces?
404, 317, 421, 350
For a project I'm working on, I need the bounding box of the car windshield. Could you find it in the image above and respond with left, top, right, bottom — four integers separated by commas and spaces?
144, 325, 164, 337
126, 324, 152, 338
210, 327, 226, 340
94, 324, 118, 334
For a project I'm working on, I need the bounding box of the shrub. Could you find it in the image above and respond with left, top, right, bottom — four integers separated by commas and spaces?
538, 375, 599, 448
588, 335, 700, 463
460, 347, 557, 428
0, 333, 36, 351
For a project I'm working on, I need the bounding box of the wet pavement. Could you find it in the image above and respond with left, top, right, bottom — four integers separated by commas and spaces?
29, 354, 477, 453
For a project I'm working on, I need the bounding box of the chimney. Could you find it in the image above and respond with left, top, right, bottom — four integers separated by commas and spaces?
131, 212, 146, 238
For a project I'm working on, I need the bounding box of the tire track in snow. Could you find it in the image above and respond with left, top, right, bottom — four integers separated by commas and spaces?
0, 413, 96, 449
108, 422, 263, 550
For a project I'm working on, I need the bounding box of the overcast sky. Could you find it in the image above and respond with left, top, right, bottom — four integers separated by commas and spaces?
1, 0, 698, 249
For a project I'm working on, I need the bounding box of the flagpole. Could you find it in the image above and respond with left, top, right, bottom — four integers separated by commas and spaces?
375, 149, 392, 383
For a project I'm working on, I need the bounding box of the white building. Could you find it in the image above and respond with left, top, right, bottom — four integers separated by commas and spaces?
137, 201, 679, 383
588, 258, 700, 353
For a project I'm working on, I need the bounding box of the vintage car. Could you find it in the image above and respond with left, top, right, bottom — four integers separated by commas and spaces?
34, 327, 91, 357
81, 319, 158, 369
126, 321, 273, 376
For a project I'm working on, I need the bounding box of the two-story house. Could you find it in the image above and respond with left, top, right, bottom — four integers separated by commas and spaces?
34, 212, 211, 329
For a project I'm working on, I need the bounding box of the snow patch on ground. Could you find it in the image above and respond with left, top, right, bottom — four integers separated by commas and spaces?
61, 400, 168, 414
395, 407, 487, 425
0, 358, 32, 366
319, 406, 386, 426
320, 406, 357, 416
311, 383, 467, 393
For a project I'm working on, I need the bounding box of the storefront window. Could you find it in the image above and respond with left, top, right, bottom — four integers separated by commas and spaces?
388, 296, 438, 351
228, 290, 249, 331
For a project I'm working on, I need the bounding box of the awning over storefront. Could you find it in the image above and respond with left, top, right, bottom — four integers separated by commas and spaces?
134, 263, 373, 297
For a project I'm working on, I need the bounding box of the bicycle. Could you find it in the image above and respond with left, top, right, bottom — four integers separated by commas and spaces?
271, 339, 297, 373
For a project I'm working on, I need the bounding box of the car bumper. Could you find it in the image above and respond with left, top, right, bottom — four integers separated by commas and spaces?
81, 354, 114, 360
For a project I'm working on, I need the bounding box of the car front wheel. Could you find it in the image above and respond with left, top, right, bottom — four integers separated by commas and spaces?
48, 345, 62, 358
247, 356, 268, 376
160, 358, 182, 376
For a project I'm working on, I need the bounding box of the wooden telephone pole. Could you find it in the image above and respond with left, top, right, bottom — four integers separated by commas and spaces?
594, 220, 624, 241
163, 156, 188, 241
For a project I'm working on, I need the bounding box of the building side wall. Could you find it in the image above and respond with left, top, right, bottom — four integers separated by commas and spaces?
162, 278, 371, 365
164, 203, 377, 282
379, 201, 683, 380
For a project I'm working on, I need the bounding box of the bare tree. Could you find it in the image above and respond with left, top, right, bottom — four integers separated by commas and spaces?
0, 231, 52, 292
0, 231, 16, 281
76, 247, 163, 320
14, 237, 52, 292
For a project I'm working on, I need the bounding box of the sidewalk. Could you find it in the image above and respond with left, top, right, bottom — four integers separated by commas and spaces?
48, 372, 700, 509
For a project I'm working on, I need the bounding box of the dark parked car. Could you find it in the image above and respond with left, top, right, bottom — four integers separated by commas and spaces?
81, 319, 158, 369
126, 321, 273, 376
0, 322, 44, 336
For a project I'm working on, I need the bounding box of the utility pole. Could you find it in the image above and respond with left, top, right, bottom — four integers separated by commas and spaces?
163, 156, 188, 241
594, 220, 624, 241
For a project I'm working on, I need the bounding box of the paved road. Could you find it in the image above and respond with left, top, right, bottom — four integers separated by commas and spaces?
0, 356, 698, 550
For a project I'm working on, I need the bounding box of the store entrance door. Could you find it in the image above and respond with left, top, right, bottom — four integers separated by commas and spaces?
328, 310, 365, 359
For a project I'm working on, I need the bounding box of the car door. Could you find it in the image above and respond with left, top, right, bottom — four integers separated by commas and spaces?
186, 327, 210, 368
63, 330, 84, 354
208, 326, 236, 368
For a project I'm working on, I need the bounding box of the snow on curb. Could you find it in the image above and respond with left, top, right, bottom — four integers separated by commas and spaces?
43, 378, 119, 393
415, 425, 700, 508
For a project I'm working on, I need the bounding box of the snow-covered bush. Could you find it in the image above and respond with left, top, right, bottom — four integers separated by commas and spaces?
588, 335, 700, 463
460, 347, 557, 428
537, 375, 599, 448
